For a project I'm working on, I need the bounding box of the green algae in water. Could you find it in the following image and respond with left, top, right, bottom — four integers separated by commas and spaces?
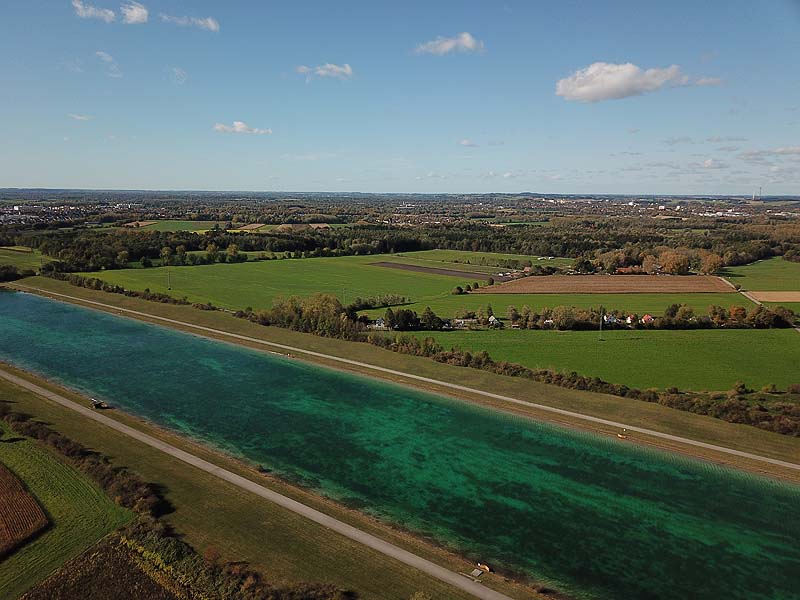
1, 289, 799, 600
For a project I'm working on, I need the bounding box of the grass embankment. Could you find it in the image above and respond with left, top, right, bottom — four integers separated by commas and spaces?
0, 247, 48, 271
415, 328, 800, 391
0, 369, 540, 600
9, 276, 800, 483
0, 422, 131, 599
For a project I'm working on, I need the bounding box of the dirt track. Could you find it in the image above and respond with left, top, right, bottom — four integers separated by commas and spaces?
473, 274, 732, 294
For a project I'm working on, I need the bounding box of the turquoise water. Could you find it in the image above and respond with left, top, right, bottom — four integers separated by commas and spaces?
1, 290, 799, 600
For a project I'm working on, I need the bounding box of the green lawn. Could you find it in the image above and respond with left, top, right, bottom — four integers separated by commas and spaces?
722, 258, 800, 291
0, 424, 132, 599
0, 247, 49, 271
412, 328, 800, 391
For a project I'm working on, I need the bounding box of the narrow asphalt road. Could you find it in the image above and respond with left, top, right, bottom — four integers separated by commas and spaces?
0, 368, 513, 600
13, 285, 800, 473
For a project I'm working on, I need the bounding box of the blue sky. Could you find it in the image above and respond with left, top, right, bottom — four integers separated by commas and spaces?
1, 1, 798, 194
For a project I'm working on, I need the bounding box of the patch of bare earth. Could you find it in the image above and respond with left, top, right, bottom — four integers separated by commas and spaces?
748, 291, 800, 302
473, 274, 732, 294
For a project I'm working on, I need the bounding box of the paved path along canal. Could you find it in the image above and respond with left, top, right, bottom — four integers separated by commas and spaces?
14, 285, 800, 473
0, 368, 513, 600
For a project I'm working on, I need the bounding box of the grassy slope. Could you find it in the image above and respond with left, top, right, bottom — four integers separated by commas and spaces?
0, 248, 48, 271
414, 328, 800, 391
0, 424, 132, 600
0, 373, 536, 600
9, 276, 800, 478
723, 258, 800, 291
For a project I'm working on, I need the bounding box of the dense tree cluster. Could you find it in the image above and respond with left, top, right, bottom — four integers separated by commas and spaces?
504, 303, 797, 330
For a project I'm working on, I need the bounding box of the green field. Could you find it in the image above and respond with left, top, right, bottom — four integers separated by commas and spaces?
392, 249, 573, 270
0, 247, 49, 271
88, 252, 747, 317
136, 220, 228, 232
0, 424, 132, 599
412, 328, 800, 391
722, 258, 800, 291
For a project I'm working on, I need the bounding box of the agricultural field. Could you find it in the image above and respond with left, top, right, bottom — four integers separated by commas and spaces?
0, 247, 49, 271
722, 258, 800, 291
413, 328, 800, 391
129, 220, 228, 232
393, 249, 572, 271
87, 253, 753, 317
0, 463, 48, 557
22, 538, 178, 600
0, 424, 132, 599
478, 274, 732, 294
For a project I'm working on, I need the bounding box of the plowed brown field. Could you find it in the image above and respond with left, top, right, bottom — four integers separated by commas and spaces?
0, 462, 48, 556
473, 274, 732, 294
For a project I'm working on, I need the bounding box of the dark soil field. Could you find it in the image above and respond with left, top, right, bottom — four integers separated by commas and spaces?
475, 274, 732, 294
21, 538, 179, 600
0, 462, 48, 557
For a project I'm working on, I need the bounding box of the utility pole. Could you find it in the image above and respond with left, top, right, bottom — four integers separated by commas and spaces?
167, 267, 171, 290
599, 305, 605, 342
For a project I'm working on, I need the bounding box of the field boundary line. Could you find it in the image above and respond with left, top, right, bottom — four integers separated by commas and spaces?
0, 368, 512, 600
11, 284, 800, 473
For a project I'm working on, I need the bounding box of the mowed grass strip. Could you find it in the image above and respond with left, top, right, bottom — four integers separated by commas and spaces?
413, 329, 800, 391
722, 258, 800, 291
0, 424, 132, 600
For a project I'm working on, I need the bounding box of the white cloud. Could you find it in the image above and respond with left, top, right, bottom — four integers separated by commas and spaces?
706, 136, 747, 143
556, 62, 720, 102
459, 139, 478, 147
120, 1, 148, 24
773, 146, 800, 155
695, 77, 722, 86
627, 128, 640, 134
213, 121, 272, 135
170, 67, 187, 85
296, 63, 353, 81
68, 113, 92, 121
415, 32, 484, 55
96, 51, 122, 78
72, 0, 115, 22
160, 14, 220, 32
691, 158, 728, 170
663, 136, 693, 146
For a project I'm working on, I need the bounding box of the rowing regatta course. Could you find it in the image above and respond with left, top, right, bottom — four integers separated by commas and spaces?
1, 290, 798, 600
